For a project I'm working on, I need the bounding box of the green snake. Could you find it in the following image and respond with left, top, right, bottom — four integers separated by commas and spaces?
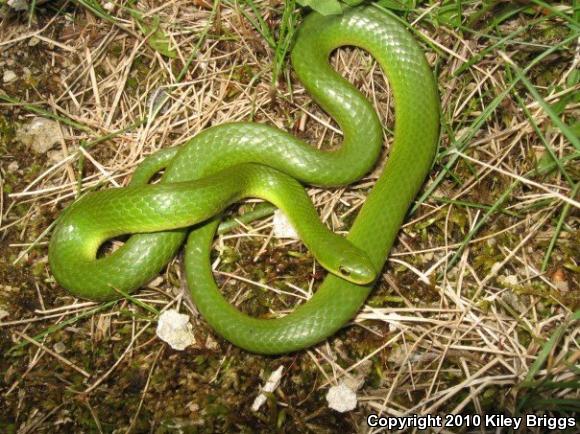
49, 5, 439, 354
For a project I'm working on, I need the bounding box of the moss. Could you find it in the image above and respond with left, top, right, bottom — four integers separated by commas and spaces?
0, 115, 16, 146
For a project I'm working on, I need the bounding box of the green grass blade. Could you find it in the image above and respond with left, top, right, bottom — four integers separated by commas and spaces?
0, 94, 93, 134
510, 81, 575, 187
521, 310, 580, 388
5, 301, 118, 355
112, 287, 159, 316
541, 183, 579, 272
411, 32, 578, 215
501, 53, 580, 152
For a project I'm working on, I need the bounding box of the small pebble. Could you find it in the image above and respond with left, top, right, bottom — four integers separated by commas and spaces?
7, 0, 28, 11
16, 117, 63, 154
53, 342, 66, 354
326, 382, 357, 413
501, 291, 526, 314
205, 335, 219, 351
156, 310, 196, 351
503, 275, 518, 287
48, 149, 65, 163
7, 161, 19, 173
3, 70, 17, 83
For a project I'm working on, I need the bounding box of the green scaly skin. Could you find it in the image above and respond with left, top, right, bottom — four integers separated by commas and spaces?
49, 6, 439, 354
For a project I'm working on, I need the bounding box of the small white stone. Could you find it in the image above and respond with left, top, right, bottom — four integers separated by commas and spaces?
251, 366, 284, 412
205, 335, 219, 351
3, 70, 17, 83
48, 149, 65, 163
103, 2, 115, 11
8, 0, 49, 10
554, 279, 569, 292
503, 275, 518, 286
8, 0, 28, 11
272, 210, 298, 239
1, 285, 18, 292
16, 117, 64, 154
53, 342, 66, 354
326, 382, 357, 413
501, 291, 526, 314
156, 309, 196, 351
7, 161, 19, 173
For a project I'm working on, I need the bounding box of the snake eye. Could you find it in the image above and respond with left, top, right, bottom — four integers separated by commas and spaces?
338, 266, 351, 277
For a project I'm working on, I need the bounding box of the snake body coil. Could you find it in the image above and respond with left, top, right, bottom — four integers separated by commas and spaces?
49, 6, 439, 354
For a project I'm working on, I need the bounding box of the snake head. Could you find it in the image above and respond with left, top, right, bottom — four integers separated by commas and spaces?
311, 235, 378, 285
333, 245, 377, 285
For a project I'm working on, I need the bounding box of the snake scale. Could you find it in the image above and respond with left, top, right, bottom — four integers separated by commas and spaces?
49, 5, 439, 354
